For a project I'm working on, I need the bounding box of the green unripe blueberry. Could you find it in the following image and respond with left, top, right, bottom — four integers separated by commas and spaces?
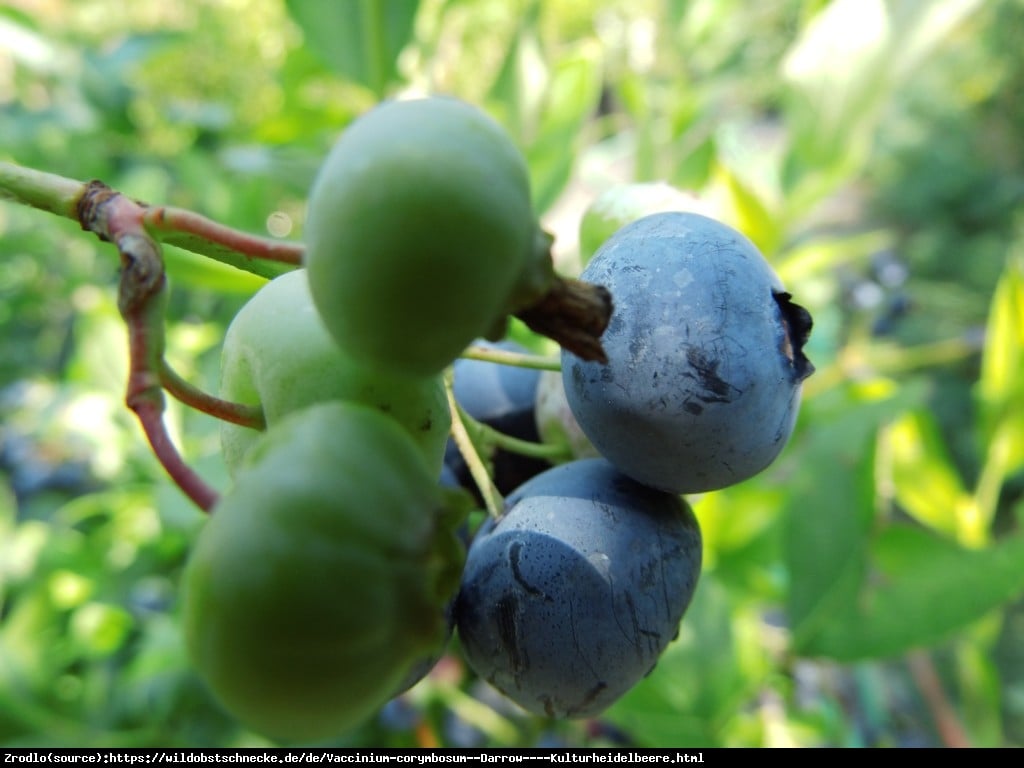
182, 402, 463, 743
304, 96, 552, 377
219, 269, 450, 477
578, 182, 712, 266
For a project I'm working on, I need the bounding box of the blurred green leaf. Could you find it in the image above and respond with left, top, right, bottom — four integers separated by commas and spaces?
881, 409, 976, 544
781, 0, 984, 213
285, 0, 420, 96
711, 162, 782, 256
523, 45, 602, 214
785, 379, 926, 652
977, 256, 1024, 474
804, 525, 1024, 661
487, 6, 601, 215
978, 258, 1024, 411
70, 602, 134, 656
163, 245, 270, 294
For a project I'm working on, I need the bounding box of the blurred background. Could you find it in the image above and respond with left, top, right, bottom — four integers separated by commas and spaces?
2, 0, 1024, 748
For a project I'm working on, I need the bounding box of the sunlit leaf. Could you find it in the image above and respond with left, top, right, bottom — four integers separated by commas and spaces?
163, 245, 270, 294
711, 163, 781, 256
978, 258, 1024, 427
70, 602, 134, 656
780, 0, 983, 213
972, 258, 1024, 513
880, 410, 975, 545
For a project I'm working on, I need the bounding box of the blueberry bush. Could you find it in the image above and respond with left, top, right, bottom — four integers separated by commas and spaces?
2, 0, 1024, 749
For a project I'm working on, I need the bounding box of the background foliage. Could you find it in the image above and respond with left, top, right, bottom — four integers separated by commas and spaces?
2, 0, 1024, 748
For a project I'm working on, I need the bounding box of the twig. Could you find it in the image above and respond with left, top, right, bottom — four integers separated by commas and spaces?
78, 181, 221, 513
143, 205, 302, 268
1, 160, 614, 361
906, 650, 971, 748
0, 161, 293, 280
515, 276, 613, 364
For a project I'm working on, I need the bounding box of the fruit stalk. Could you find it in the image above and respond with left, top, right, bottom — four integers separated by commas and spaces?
159, 360, 267, 430
444, 376, 504, 519
514, 276, 613, 364
142, 204, 302, 270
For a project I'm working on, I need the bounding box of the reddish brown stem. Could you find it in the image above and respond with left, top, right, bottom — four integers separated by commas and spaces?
906, 651, 971, 748
120, 263, 221, 513
514, 276, 613, 364
131, 397, 220, 513
159, 359, 266, 430
77, 181, 222, 513
144, 205, 303, 266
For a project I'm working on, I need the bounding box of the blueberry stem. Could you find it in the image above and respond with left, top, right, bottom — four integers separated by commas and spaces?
471, 418, 571, 462
460, 344, 561, 371
444, 374, 504, 519
159, 360, 267, 430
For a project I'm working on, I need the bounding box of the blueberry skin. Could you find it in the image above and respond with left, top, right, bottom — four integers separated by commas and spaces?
563, 211, 813, 494
447, 339, 550, 495
455, 458, 702, 719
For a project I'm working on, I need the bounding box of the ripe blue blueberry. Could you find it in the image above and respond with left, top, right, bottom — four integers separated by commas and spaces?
562, 212, 813, 494
445, 339, 550, 496
455, 458, 702, 718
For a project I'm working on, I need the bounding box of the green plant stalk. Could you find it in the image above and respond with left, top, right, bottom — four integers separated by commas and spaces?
0, 161, 83, 218
460, 343, 561, 371
487, 423, 570, 462
159, 359, 266, 430
444, 375, 504, 520
0, 160, 296, 280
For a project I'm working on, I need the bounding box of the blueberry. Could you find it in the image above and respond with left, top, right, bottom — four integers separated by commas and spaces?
455, 458, 702, 718
562, 211, 813, 494
533, 369, 600, 461
447, 339, 550, 496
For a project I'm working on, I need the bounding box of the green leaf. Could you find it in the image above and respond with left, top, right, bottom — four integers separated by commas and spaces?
979, 258, 1024, 409
780, 0, 983, 213
485, 2, 542, 133
785, 427, 876, 653
881, 409, 975, 544
162, 245, 271, 294
804, 525, 1024, 661
785, 379, 927, 653
712, 162, 782, 256
284, 0, 420, 96
977, 258, 1024, 454
486, 5, 601, 215
524, 45, 602, 213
